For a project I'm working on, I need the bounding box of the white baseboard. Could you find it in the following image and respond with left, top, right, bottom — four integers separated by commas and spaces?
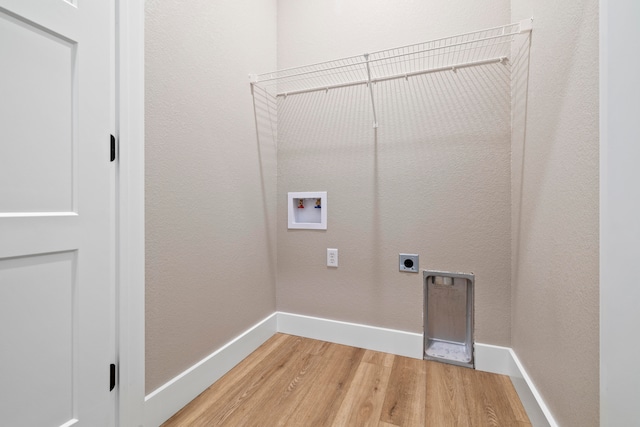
277, 311, 424, 359
475, 343, 558, 427
144, 312, 556, 427
475, 342, 521, 376
144, 313, 277, 427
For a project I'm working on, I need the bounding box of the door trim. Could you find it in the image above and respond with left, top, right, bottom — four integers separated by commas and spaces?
115, 1, 145, 425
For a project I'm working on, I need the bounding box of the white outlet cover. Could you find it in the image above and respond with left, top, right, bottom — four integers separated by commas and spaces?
327, 248, 338, 267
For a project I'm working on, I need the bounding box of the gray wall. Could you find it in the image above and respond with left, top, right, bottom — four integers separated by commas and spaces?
145, 0, 278, 393
511, 1, 599, 425
276, 0, 512, 343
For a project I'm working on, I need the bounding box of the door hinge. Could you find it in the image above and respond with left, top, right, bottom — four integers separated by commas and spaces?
110, 134, 116, 162
110, 363, 116, 391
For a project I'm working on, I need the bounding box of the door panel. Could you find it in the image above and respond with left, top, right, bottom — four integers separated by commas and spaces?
0, 0, 114, 426
0, 251, 76, 427
0, 9, 75, 213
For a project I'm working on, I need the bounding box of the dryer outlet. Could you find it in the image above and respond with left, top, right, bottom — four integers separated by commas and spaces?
399, 254, 419, 273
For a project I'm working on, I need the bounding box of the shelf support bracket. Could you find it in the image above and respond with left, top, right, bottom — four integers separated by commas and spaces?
364, 53, 379, 129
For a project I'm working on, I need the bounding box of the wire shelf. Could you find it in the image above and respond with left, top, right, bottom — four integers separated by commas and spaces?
251, 21, 530, 99
250, 20, 532, 128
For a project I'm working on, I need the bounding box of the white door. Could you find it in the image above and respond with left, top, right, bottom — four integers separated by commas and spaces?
0, 0, 115, 426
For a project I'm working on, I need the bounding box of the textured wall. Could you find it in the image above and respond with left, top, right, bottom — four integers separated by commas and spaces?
511, 1, 599, 426
145, 0, 277, 393
276, 0, 513, 344
277, 0, 512, 69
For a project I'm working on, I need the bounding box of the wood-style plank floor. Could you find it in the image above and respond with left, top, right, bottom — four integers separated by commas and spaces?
162, 333, 531, 426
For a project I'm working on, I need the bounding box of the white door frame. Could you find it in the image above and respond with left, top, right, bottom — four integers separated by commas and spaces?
600, 0, 640, 425
115, 1, 145, 426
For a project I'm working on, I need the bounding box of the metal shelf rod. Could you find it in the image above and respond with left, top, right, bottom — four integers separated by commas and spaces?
275, 56, 507, 98
250, 20, 533, 129
256, 22, 522, 83
256, 32, 516, 84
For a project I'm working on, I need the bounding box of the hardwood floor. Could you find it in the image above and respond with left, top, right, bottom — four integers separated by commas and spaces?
162, 334, 531, 426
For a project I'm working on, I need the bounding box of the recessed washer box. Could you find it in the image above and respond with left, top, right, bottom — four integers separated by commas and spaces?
288, 191, 327, 230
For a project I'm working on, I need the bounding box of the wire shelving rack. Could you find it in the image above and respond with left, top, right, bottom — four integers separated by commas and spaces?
250, 20, 532, 128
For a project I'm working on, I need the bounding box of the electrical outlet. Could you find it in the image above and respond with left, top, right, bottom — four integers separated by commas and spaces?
327, 248, 338, 267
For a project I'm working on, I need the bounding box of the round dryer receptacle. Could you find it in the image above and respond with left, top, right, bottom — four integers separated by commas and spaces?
399, 253, 419, 272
